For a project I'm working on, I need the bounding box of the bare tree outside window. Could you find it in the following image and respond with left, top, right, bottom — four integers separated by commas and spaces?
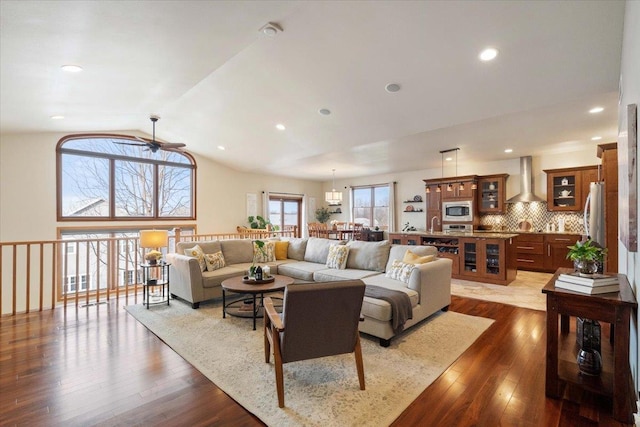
58, 136, 195, 219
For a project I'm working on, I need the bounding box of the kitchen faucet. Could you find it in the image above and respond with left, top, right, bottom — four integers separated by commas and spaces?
430, 216, 440, 233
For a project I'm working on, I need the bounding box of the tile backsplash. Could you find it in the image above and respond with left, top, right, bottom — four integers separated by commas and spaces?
479, 202, 585, 234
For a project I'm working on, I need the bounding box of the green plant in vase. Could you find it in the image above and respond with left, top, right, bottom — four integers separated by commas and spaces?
249, 240, 267, 278
566, 239, 606, 276
315, 207, 331, 224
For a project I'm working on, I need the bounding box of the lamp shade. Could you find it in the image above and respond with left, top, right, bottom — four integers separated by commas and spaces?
139, 230, 169, 249
325, 190, 343, 205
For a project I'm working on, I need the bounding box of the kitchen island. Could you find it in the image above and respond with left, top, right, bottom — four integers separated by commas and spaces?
389, 231, 518, 285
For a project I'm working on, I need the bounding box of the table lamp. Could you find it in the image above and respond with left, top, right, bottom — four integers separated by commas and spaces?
140, 229, 169, 265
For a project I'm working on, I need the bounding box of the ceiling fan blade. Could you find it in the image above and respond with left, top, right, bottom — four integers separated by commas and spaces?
161, 142, 187, 149
112, 141, 147, 147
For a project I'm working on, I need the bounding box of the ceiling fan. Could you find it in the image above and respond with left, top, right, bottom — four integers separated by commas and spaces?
113, 115, 186, 153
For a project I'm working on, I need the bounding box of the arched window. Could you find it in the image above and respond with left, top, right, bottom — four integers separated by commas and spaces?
56, 134, 196, 221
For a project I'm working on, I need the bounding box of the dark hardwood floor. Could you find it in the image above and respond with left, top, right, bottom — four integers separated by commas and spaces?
0, 295, 633, 426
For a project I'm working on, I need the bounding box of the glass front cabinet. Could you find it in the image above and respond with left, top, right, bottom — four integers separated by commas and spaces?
459, 237, 516, 284
477, 174, 509, 214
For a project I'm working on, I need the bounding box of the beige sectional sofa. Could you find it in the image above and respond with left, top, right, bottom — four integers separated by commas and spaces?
166, 237, 452, 346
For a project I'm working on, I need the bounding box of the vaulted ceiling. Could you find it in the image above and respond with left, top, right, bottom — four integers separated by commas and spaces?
0, 1, 625, 180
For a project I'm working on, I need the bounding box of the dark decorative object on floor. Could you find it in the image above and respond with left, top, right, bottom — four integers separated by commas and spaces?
576, 317, 602, 375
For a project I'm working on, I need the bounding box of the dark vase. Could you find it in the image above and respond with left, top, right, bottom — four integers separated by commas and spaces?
577, 348, 602, 375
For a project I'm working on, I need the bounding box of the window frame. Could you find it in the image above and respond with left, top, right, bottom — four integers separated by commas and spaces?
351, 184, 390, 230
56, 133, 197, 221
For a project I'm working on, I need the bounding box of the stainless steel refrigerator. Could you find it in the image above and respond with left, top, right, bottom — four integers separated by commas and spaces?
583, 182, 605, 246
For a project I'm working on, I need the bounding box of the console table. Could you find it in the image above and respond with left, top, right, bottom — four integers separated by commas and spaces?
542, 268, 637, 423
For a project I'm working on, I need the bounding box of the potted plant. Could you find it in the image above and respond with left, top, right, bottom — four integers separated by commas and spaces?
566, 239, 606, 276
249, 240, 267, 278
315, 207, 331, 224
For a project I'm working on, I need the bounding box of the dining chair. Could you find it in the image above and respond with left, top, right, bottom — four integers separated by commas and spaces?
263, 280, 366, 408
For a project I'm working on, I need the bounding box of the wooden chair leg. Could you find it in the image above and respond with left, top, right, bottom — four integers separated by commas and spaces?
274, 339, 285, 407
354, 334, 365, 390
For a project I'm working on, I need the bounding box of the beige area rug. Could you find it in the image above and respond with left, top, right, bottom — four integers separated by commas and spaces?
451, 270, 553, 311
125, 300, 493, 427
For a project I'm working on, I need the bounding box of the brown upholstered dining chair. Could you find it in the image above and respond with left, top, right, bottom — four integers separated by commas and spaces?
263, 280, 366, 408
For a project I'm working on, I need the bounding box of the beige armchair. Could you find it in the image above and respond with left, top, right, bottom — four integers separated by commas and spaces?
263, 280, 366, 408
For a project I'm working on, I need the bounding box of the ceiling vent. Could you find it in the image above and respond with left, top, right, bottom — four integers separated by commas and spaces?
506, 156, 545, 203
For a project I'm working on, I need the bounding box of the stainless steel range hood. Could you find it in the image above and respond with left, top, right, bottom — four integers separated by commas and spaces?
506, 156, 545, 203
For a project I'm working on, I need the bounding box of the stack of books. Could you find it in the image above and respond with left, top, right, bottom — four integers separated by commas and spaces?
555, 272, 619, 294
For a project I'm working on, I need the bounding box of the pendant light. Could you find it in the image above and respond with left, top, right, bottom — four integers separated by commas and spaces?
325, 169, 343, 205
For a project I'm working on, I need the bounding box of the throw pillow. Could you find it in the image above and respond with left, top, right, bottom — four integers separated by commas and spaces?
274, 241, 289, 260
326, 245, 349, 269
183, 244, 206, 272
253, 241, 275, 263
204, 251, 226, 272
385, 259, 416, 284
402, 249, 435, 265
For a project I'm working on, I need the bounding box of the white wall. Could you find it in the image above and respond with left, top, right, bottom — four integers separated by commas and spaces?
0, 131, 323, 242
618, 0, 640, 395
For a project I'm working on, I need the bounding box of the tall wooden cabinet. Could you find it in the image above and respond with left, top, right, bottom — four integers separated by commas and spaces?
425, 187, 442, 232
598, 143, 618, 273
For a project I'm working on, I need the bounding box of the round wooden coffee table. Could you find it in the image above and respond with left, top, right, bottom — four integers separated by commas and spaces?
221, 274, 294, 330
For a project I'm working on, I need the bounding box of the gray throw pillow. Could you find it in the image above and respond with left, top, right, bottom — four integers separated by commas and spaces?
286, 238, 308, 261
346, 240, 390, 272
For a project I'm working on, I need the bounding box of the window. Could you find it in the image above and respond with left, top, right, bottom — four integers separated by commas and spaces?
269, 195, 302, 235
64, 275, 88, 292
352, 185, 390, 230
57, 135, 196, 220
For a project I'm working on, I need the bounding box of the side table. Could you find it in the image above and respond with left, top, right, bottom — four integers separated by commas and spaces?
542, 268, 637, 423
140, 262, 171, 309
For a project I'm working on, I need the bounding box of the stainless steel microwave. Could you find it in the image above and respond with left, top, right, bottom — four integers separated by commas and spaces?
443, 200, 473, 222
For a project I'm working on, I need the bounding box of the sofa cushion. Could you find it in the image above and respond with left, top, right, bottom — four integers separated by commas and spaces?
326, 244, 349, 269
346, 240, 390, 272
277, 261, 328, 281
286, 238, 308, 261
360, 275, 419, 322
201, 265, 247, 288
220, 240, 254, 265
274, 241, 289, 260
386, 245, 438, 271
204, 251, 226, 272
313, 268, 381, 282
403, 249, 435, 265
253, 241, 275, 263
183, 244, 206, 272
385, 260, 415, 284
304, 237, 343, 264
177, 240, 222, 256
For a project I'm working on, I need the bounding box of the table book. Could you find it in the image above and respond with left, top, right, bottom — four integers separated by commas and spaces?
554, 279, 620, 295
558, 272, 619, 286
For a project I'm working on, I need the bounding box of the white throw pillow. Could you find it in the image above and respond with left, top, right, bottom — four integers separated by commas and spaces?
183, 244, 206, 272
385, 259, 415, 284
204, 251, 226, 272
326, 245, 349, 270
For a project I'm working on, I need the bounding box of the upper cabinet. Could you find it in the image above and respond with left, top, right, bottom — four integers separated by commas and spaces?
477, 174, 509, 213
544, 165, 599, 211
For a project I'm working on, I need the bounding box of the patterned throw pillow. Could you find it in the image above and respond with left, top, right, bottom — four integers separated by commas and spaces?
253, 241, 276, 263
385, 259, 416, 284
183, 244, 206, 272
326, 245, 349, 270
274, 241, 289, 260
204, 251, 226, 272
402, 249, 435, 265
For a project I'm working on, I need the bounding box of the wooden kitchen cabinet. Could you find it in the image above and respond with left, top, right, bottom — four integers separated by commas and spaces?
441, 180, 475, 200
543, 234, 581, 271
598, 143, 618, 273
544, 166, 598, 212
477, 174, 509, 213
388, 233, 420, 246
459, 236, 517, 285
514, 233, 545, 271
425, 188, 442, 231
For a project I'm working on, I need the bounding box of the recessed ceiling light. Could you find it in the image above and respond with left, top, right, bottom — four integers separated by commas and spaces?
50, 115, 65, 120
259, 22, 282, 36
445, 157, 453, 161
504, 148, 513, 153
591, 136, 602, 141
217, 145, 226, 150
275, 124, 286, 131
318, 108, 331, 116
385, 83, 401, 93
589, 106, 604, 114
61, 65, 83, 73
479, 48, 498, 61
